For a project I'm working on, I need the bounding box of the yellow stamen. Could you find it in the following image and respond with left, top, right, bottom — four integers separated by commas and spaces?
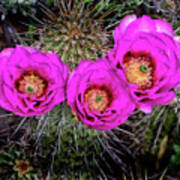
84, 86, 112, 113
123, 54, 154, 90
15, 71, 47, 98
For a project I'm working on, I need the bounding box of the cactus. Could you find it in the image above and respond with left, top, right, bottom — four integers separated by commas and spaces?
0, 0, 37, 20
1, 0, 179, 179
25, 0, 143, 69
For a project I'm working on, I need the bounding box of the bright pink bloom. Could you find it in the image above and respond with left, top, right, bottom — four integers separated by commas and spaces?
67, 58, 135, 130
0, 46, 68, 116
108, 14, 180, 113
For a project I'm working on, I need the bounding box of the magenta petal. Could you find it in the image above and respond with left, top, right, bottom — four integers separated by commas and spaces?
152, 91, 176, 105
123, 15, 156, 39
46, 52, 69, 82
67, 58, 135, 130
0, 48, 14, 58
138, 103, 152, 114
0, 84, 14, 112
154, 19, 174, 37
118, 14, 137, 34
67, 74, 81, 107
114, 14, 137, 47
0, 45, 68, 116
110, 15, 180, 113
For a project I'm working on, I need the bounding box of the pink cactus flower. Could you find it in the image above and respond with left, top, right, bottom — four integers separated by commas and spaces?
0, 46, 68, 116
67, 58, 135, 130
108, 14, 180, 113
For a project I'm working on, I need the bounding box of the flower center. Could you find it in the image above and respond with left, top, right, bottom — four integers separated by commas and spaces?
84, 85, 113, 113
18, 163, 28, 172
123, 51, 155, 90
15, 71, 48, 98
